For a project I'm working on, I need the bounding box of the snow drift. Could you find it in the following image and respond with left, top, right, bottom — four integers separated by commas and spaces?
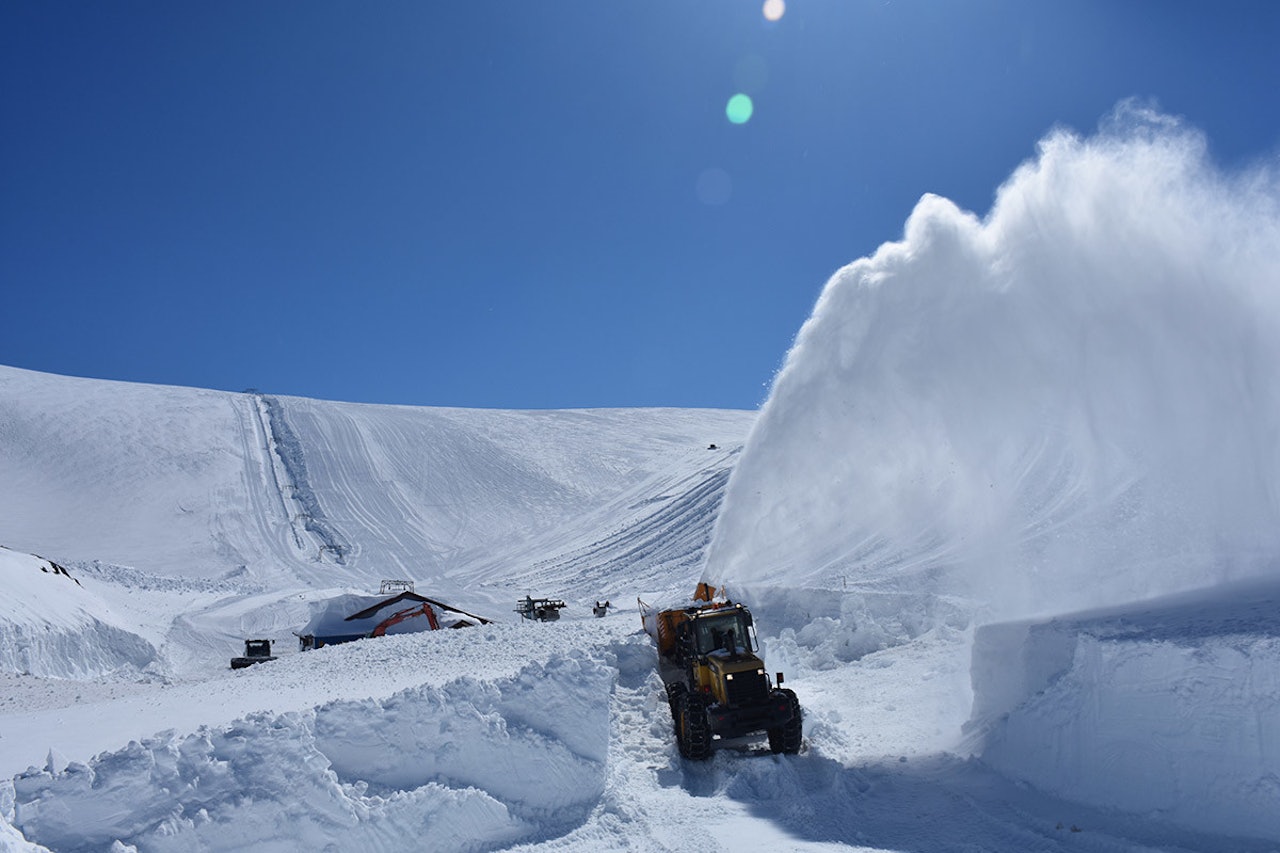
0, 547, 158, 679
705, 102, 1280, 622
12, 653, 614, 852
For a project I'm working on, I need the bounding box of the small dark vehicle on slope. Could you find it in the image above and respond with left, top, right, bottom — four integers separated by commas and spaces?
230, 638, 276, 669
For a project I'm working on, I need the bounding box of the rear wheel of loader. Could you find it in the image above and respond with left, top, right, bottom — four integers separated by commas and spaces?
767, 688, 803, 755
678, 691, 713, 761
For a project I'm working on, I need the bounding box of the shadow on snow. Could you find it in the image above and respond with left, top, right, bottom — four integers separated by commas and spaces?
672, 749, 1276, 853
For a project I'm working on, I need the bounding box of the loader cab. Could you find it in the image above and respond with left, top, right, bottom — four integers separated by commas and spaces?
687, 605, 757, 660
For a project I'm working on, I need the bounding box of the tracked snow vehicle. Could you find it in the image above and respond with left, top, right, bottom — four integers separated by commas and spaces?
230, 638, 276, 669
639, 583, 801, 760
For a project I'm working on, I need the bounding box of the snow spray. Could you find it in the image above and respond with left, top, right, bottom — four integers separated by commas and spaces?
706, 102, 1280, 623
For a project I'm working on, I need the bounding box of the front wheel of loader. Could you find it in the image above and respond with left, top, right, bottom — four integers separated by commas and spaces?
678, 691, 713, 761
666, 681, 687, 723
767, 688, 803, 755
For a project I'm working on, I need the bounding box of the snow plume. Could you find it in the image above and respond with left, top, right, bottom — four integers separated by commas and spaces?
706, 102, 1280, 625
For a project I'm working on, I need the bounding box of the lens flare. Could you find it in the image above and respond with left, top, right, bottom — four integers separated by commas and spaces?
763, 0, 785, 22
726, 94, 754, 125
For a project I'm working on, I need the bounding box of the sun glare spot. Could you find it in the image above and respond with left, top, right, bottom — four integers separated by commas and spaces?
726, 94, 754, 125
763, 0, 785, 22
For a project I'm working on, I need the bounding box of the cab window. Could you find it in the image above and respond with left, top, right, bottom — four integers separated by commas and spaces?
695, 612, 749, 655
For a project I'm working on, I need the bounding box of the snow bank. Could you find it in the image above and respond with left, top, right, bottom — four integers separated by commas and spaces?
738, 585, 972, 671
969, 578, 1280, 843
0, 547, 158, 678
705, 102, 1280, 625
11, 653, 615, 851
0, 815, 48, 853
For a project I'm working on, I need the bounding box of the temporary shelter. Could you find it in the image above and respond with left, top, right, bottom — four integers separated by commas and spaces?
297, 589, 490, 650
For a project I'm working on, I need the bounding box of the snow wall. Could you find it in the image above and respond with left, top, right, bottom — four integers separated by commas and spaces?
705, 101, 1280, 623
9, 653, 616, 852
968, 577, 1280, 841
0, 547, 158, 679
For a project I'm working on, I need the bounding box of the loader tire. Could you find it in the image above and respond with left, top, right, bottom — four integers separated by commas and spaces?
666, 682, 687, 724
678, 691, 713, 761
767, 689, 803, 755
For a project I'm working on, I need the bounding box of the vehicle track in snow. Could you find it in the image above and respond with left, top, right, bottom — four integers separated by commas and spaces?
495, 447, 742, 599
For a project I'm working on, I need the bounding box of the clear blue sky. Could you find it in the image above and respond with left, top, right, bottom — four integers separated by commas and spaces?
3, 1, 1277, 410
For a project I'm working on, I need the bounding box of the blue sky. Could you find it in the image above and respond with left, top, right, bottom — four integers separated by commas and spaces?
3, 1, 1277, 410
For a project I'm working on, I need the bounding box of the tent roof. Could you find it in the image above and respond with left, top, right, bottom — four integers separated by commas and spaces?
301, 591, 491, 639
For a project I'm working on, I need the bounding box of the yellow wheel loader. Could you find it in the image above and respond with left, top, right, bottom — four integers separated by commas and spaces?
640, 583, 802, 760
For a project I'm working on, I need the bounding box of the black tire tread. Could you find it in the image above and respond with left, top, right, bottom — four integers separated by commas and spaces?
767, 688, 803, 755
678, 691, 713, 761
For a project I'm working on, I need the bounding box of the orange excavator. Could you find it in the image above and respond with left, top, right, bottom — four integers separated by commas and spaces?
370, 602, 440, 636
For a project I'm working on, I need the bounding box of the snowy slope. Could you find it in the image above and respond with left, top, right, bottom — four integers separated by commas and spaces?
0, 369, 259, 579
0, 363, 749, 606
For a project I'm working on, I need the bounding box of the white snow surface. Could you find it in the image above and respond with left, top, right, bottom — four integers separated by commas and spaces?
0, 548, 158, 679
5, 106, 1280, 851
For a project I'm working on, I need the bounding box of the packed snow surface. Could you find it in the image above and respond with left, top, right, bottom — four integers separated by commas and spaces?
5, 105, 1280, 850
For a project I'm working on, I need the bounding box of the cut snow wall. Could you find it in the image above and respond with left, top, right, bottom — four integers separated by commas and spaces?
0, 548, 159, 678
0, 621, 157, 679
968, 583, 1280, 843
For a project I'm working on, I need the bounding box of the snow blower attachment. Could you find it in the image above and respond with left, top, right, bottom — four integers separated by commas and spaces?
639, 585, 802, 760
